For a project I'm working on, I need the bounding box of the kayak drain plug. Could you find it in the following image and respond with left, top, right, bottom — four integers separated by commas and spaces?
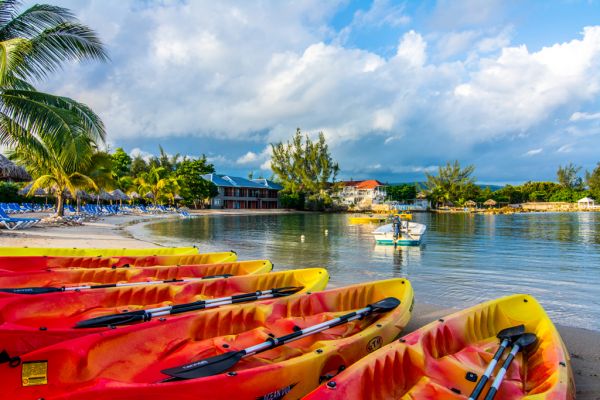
327, 381, 337, 389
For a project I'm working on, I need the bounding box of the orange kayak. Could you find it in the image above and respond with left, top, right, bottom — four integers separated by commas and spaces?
0, 267, 324, 357
0, 252, 237, 274
304, 294, 575, 399
1, 278, 413, 400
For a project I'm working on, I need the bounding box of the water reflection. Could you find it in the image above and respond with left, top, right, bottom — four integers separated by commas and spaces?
140, 212, 600, 331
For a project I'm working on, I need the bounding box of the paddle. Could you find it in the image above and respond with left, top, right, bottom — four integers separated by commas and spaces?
0, 275, 234, 295
468, 325, 525, 400
75, 286, 303, 328
160, 297, 400, 381
483, 333, 537, 400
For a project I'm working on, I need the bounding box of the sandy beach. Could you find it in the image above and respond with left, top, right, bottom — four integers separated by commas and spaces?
1, 212, 598, 398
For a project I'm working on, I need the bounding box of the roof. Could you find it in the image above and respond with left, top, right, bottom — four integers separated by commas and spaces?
578, 197, 594, 202
355, 180, 384, 189
341, 180, 361, 187
251, 178, 283, 190
0, 154, 31, 182
202, 174, 281, 190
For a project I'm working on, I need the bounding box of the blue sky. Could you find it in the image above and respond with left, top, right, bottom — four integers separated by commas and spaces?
30, 0, 600, 184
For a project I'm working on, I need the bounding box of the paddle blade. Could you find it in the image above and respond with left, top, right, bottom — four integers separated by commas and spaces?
515, 333, 538, 350
75, 311, 147, 328
369, 297, 401, 313
0, 287, 62, 294
272, 286, 304, 297
497, 325, 525, 341
161, 350, 245, 379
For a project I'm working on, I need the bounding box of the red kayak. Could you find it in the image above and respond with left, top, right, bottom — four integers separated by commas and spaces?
0, 252, 237, 274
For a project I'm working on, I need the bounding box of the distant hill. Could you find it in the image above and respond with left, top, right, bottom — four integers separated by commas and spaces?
384, 182, 504, 191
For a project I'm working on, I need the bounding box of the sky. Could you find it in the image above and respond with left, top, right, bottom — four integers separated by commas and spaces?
25, 0, 600, 184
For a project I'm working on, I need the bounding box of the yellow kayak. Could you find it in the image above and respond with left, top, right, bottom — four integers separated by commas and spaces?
304, 294, 574, 399
0, 246, 199, 257
348, 216, 387, 224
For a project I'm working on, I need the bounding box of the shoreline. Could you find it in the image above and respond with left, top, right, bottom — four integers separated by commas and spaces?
0, 212, 598, 397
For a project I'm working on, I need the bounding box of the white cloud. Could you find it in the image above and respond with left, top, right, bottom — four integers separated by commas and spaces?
236, 151, 258, 164
524, 148, 543, 156
396, 30, 427, 67
129, 148, 153, 161
557, 144, 573, 153
570, 111, 600, 121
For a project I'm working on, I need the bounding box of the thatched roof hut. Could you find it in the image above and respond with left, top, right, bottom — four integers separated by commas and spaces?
129, 191, 140, 199
0, 154, 31, 182
484, 199, 497, 207
110, 189, 130, 201
464, 200, 477, 207
416, 191, 428, 199
18, 183, 47, 197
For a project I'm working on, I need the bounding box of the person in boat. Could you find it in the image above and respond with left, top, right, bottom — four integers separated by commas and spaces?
392, 214, 401, 239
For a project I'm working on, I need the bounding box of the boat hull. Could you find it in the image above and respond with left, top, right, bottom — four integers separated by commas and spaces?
1, 279, 414, 400
0, 247, 198, 257
304, 294, 575, 400
0, 267, 326, 357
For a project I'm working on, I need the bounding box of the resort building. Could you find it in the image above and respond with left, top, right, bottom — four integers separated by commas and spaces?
201, 174, 282, 209
338, 179, 386, 207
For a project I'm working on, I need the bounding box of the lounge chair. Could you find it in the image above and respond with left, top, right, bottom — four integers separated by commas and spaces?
0, 209, 40, 230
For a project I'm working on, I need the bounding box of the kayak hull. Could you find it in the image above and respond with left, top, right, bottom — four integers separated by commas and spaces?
374, 238, 421, 246
0, 252, 237, 274
2, 279, 414, 400
0, 266, 327, 357
0, 247, 198, 257
349, 216, 387, 224
304, 294, 575, 400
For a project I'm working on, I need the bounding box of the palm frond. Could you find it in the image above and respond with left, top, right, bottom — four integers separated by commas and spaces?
0, 4, 74, 40
17, 22, 108, 81
0, 0, 22, 29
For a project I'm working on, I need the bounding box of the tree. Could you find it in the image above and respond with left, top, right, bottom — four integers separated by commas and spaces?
385, 184, 417, 202
135, 166, 180, 206
176, 156, 217, 208
556, 163, 583, 190
585, 163, 600, 199
424, 160, 475, 207
270, 128, 339, 209
10, 132, 99, 216
0, 1, 107, 159
131, 155, 149, 177
111, 148, 131, 178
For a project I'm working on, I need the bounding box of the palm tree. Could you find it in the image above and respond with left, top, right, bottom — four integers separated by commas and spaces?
77, 151, 114, 211
425, 160, 475, 207
135, 166, 180, 206
10, 131, 99, 216
0, 1, 107, 163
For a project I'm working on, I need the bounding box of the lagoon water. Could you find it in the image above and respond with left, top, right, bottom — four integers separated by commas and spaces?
137, 212, 600, 331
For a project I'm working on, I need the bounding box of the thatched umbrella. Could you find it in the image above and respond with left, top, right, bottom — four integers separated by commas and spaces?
129, 191, 140, 199
484, 199, 497, 207
110, 189, 129, 206
416, 191, 428, 199
145, 192, 154, 199
174, 194, 183, 201
464, 200, 477, 207
0, 154, 31, 182
19, 183, 47, 197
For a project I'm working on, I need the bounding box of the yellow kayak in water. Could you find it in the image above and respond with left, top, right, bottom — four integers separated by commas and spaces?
0, 246, 199, 257
348, 215, 387, 224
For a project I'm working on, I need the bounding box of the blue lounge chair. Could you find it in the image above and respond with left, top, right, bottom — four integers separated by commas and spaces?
0, 209, 40, 230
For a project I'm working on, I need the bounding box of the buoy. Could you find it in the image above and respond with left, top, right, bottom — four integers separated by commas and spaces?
300, 235, 305, 242
324, 229, 329, 236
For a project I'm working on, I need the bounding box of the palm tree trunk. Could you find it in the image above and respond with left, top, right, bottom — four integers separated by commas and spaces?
56, 194, 65, 217
77, 196, 82, 213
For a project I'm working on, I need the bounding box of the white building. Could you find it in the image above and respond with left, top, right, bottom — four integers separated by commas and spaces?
339, 180, 386, 206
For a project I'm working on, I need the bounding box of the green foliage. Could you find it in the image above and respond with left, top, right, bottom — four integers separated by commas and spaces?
424, 160, 476, 207
270, 128, 339, 210
385, 184, 417, 202
585, 163, 600, 199
0, 181, 20, 202
556, 163, 583, 190
111, 148, 131, 178
176, 156, 217, 208
278, 191, 305, 209
131, 155, 149, 177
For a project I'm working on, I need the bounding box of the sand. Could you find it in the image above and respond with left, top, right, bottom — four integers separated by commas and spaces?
1, 212, 599, 398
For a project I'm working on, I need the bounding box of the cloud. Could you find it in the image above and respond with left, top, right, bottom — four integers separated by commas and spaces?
26, 1, 600, 181
557, 144, 573, 153
524, 148, 543, 156
236, 151, 258, 164
129, 147, 153, 161
570, 111, 600, 121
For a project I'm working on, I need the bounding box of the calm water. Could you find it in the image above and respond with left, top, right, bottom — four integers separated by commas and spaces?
136, 212, 600, 331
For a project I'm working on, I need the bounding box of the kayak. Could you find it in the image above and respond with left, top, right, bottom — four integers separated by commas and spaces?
348, 216, 387, 224
303, 294, 575, 400
0, 267, 325, 357
0, 257, 266, 292
0, 252, 238, 274
0, 246, 199, 257
2, 278, 414, 400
